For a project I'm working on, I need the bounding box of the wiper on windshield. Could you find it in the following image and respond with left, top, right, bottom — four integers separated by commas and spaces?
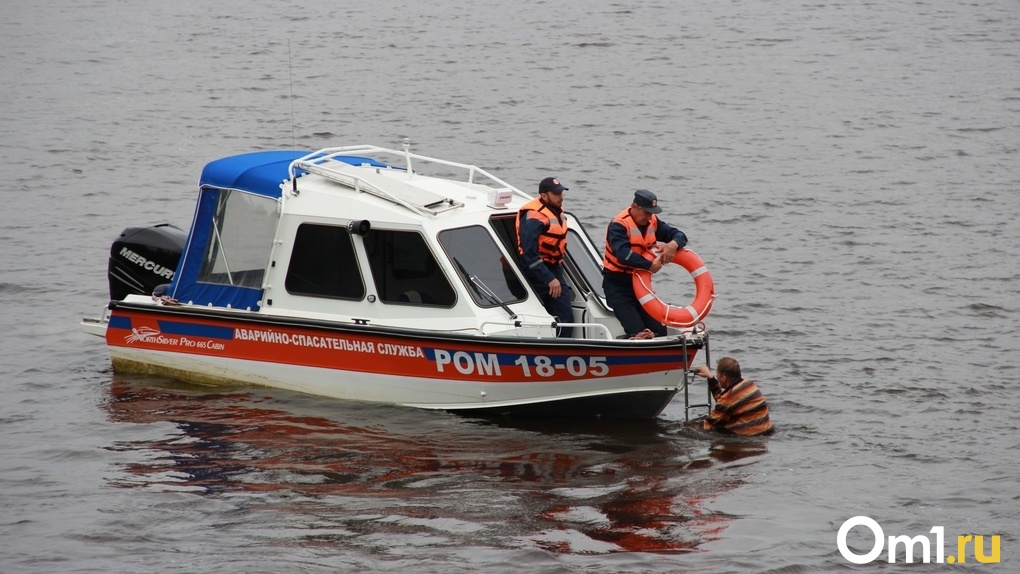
454, 257, 519, 323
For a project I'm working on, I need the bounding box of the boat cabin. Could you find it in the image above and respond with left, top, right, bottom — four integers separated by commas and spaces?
166, 144, 634, 340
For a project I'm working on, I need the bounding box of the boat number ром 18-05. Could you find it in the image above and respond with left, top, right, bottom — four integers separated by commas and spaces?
233, 328, 613, 378
433, 350, 609, 378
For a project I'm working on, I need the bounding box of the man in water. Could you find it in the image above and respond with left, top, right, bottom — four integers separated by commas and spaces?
692, 357, 773, 436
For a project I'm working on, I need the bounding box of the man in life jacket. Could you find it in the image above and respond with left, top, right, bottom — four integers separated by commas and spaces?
692, 357, 774, 436
602, 189, 688, 339
516, 177, 573, 338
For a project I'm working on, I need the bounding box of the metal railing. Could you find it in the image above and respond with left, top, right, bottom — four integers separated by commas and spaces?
287, 143, 534, 209
478, 320, 615, 339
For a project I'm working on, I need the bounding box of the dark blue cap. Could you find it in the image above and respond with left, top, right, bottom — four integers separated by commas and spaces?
539, 177, 568, 195
633, 189, 662, 214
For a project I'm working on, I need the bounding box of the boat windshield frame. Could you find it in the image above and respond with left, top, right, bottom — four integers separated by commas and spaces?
437, 224, 529, 309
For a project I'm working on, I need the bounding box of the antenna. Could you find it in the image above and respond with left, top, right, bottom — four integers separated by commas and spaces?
402, 137, 414, 177
288, 39, 296, 149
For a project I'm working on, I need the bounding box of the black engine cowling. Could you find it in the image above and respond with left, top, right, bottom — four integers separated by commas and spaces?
108, 224, 186, 300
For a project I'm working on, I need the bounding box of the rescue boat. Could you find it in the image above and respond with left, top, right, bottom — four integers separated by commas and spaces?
81, 142, 712, 418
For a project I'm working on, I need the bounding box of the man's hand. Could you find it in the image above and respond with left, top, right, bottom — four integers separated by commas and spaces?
548, 278, 562, 298
692, 365, 712, 378
650, 258, 664, 273
658, 240, 679, 265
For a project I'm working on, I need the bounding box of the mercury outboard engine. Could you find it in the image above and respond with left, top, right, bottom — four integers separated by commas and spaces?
108, 224, 187, 300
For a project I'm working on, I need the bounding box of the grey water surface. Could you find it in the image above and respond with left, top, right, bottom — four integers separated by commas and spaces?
1, 1, 1018, 572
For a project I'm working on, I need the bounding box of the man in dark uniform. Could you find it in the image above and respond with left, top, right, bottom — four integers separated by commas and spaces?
516, 177, 573, 338
602, 189, 687, 339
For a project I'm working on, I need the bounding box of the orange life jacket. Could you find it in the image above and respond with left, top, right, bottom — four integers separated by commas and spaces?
602, 208, 658, 273
516, 197, 568, 264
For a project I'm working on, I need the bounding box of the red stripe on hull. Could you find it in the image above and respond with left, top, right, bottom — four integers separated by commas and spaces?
106, 306, 699, 384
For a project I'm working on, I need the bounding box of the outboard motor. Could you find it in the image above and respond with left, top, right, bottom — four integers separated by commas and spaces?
108, 224, 186, 300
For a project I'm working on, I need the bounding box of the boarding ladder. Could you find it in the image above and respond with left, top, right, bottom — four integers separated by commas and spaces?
682, 329, 713, 421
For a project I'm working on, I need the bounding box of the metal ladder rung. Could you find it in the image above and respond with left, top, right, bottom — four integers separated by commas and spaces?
683, 331, 713, 421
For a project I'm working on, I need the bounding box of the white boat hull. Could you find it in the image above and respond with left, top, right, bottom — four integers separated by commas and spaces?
110, 345, 679, 411
89, 300, 702, 418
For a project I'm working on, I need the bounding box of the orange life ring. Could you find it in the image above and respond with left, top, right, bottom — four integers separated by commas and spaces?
632, 249, 715, 327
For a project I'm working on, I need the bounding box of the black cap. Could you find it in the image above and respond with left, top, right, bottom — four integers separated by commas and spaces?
538, 177, 568, 195
633, 189, 662, 214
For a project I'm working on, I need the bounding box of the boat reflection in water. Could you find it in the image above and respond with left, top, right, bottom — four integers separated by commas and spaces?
103, 375, 768, 556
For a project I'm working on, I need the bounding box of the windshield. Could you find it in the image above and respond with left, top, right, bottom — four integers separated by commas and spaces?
565, 227, 606, 299
438, 225, 528, 307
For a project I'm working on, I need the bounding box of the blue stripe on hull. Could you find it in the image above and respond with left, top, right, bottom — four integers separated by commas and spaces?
156, 320, 235, 340
109, 315, 132, 330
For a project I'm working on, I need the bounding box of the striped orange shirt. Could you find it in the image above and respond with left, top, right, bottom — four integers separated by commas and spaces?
704, 378, 773, 436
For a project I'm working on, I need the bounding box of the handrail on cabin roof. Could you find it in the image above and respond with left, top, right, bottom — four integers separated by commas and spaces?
288, 144, 532, 201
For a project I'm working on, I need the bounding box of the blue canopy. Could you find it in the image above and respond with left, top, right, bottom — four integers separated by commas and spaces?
199, 150, 311, 197
170, 150, 391, 310
198, 150, 392, 197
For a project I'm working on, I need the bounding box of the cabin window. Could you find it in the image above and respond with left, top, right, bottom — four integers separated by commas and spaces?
438, 225, 528, 307
364, 229, 456, 306
488, 213, 605, 300
285, 224, 365, 299
197, 188, 278, 288
566, 227, 606, 299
